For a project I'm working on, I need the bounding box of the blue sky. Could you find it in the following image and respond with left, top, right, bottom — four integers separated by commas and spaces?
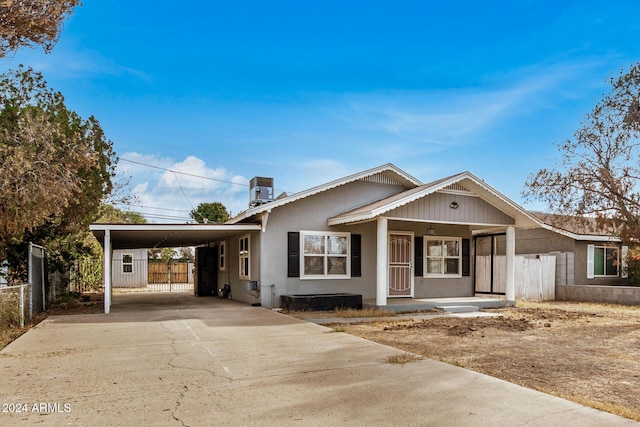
2, 1, 640, 221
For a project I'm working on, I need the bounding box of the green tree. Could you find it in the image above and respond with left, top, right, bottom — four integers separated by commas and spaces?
0, 67, 117, 281
190, 202, 230, 224
97, 204, 147, 224
524, 63, 640, 243
0, 0, 81, 57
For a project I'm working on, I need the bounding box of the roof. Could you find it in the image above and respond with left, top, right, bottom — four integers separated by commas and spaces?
531, 212, 622, 242
227, 163, 421, 223
90, 223, 262, 250
329, 171, 541, 229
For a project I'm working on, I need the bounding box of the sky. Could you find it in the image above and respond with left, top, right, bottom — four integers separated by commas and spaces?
2, 0, 640, 222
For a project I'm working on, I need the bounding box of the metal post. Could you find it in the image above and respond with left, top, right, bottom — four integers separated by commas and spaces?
28, 243, 33, 320
104, 229, 112, 314
168, 262, 171, 292
41, 246, 46, 312
19, 285, 25, 327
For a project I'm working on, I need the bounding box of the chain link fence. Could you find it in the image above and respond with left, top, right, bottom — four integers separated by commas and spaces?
0, 284, 31, 329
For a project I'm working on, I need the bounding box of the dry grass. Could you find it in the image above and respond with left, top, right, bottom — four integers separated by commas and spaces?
334, 307, 397, 318
384, 352, 422, 364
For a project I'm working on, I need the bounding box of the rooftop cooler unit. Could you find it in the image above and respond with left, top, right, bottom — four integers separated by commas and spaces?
250, 177, 274, 207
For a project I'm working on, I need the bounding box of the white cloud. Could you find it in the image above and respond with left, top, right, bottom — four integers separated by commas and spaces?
114, 154, 251, 223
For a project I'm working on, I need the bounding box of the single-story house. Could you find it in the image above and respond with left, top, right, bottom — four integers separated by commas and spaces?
91, 163, 631, 313
216, 164, 540, 307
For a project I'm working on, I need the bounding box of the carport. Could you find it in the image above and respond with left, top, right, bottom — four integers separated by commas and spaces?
90, 223, 262, 313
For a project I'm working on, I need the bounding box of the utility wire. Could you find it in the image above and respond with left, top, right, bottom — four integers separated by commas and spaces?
120, 158, 250, 186
172, 172, 196, 212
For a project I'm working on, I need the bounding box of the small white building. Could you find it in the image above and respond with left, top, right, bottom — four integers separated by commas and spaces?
112, 248, 148, 288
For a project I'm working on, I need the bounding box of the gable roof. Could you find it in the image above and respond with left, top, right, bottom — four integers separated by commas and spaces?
328, 171, 541, 230
227, 163, 422, 223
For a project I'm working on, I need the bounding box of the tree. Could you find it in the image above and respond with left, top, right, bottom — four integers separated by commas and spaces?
0, 0, 81, 57
190, 202, 230, 224
524, 63, 640, 244
0, 66, 117, 274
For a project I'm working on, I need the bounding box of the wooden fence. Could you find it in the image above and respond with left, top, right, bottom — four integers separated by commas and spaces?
476, 255, 556, 301
148, 261, 193, 284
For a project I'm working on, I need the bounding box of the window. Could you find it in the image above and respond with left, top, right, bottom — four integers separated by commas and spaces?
239, 235, 250, 279
219, 241, 226, 271
300, 231, 350, 279
424, 237, 461, 277
589, 245, 619, 277
122, 254, 133, 274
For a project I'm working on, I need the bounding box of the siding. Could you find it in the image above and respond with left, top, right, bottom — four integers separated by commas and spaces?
386, 192, 514, 226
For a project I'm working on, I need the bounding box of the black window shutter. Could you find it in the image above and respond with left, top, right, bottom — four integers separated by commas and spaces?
462, 238, 470, 277
351, 234, 361, 277
287, 232, 300, 277
414, 236, 423, 276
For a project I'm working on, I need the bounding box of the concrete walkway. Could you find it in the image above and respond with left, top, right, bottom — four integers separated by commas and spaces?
0, 293, 636, 426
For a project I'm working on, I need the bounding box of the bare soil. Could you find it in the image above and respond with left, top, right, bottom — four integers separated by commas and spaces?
302, 301, 640, 421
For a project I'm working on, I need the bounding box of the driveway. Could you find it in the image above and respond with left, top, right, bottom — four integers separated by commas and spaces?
0, 293, 636, 426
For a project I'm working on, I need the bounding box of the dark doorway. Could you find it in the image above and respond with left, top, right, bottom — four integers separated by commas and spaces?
195, 247, 218, 296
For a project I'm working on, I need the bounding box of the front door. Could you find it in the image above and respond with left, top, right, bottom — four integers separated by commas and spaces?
388, 232, 414, 297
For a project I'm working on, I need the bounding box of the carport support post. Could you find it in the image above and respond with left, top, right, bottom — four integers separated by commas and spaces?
376, 217, 388, 306
506, 226, 515, 303
104, 229, 112, 314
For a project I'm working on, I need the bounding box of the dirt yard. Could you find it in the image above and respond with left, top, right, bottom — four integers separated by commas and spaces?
296, 301, 640, 421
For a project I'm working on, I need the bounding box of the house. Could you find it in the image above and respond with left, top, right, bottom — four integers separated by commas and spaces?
214, 164, 541, 308
92, 163, 632, 313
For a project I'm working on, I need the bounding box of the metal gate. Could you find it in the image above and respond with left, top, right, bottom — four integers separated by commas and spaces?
388, 233, 413, 297
28, 242, 47, 317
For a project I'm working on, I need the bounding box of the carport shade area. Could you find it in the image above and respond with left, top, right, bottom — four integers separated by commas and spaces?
90, 223, 262, 313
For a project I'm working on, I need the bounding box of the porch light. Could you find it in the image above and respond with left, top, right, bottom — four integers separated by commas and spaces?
426, 227, 436, 236
450, 201, 459, 209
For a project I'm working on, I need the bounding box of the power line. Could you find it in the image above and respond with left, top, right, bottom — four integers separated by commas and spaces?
172, 172, 196, 212
114, 203, 192, 213
120, 158, 250, 186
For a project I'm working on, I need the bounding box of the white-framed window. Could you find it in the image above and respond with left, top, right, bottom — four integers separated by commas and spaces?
424, 237, 461, 277
239, 235, 250, 279
122, 253, 133, 274
300, 231, 350, 279
587, 244, 620, 278
219, 241, 226, 271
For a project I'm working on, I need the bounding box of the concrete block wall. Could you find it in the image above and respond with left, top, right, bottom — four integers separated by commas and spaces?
556, 285, 640, 306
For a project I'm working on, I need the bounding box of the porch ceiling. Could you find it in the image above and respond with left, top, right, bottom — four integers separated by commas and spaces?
89, 223, 261, 250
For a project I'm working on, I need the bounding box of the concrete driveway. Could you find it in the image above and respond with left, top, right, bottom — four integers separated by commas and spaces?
0, 293, 636, 426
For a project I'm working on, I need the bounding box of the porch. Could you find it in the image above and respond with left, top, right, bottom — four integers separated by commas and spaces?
364, 296, 512, 313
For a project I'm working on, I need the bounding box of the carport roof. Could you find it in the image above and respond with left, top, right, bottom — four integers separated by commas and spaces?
90, 223, 262, 249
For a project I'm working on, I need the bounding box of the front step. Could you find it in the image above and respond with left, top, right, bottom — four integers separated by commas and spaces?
435, 305, 480, 313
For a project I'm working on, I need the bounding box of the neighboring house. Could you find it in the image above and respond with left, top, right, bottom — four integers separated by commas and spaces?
112, 248, 148, 287
518, 214, 627, 286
